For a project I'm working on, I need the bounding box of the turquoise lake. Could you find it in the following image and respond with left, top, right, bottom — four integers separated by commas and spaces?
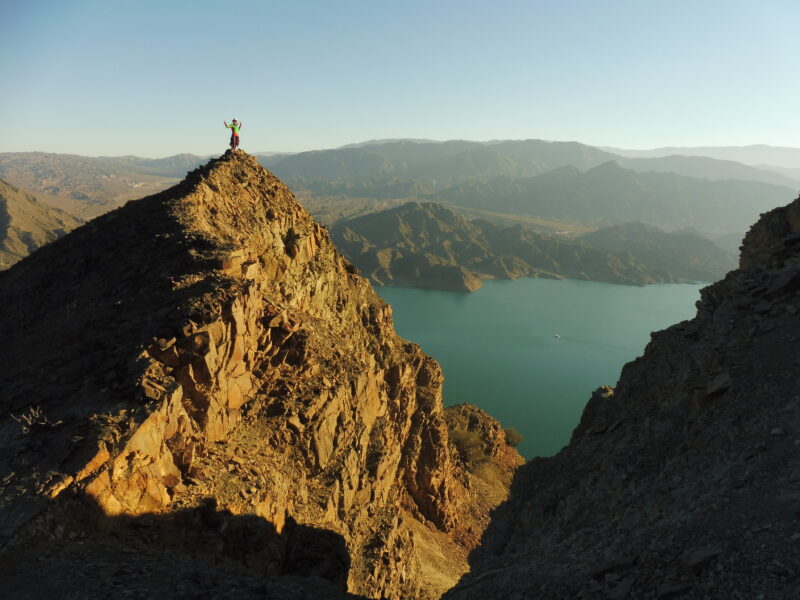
377, 278, 704, 459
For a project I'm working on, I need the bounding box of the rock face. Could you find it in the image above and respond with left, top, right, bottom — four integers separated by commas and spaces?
0, 178, 83, 269
445, 193, 800, 598
331, 202, 731, 292
0, 152, 520, 599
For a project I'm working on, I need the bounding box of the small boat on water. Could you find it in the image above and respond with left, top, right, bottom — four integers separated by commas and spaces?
553, 334, 560, 339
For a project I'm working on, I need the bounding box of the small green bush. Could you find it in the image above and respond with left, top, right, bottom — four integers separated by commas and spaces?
504, 427, 523, 447
450, 428, 488, 467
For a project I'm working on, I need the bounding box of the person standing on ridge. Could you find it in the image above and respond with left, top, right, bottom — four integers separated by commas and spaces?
224, 119, 242, 152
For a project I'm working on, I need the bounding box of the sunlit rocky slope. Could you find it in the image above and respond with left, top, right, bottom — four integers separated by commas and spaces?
0, 152, 521, 599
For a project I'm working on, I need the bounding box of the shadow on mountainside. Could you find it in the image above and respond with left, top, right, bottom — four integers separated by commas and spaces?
448, 379, 800, 599
0, 200, 10, 243
0, 492, 360, 600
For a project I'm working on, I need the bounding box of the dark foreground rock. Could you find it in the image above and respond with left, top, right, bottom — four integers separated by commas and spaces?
445, 193, 800, 598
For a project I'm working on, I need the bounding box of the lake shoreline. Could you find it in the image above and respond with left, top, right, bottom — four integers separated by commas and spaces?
378, 278, 703, 458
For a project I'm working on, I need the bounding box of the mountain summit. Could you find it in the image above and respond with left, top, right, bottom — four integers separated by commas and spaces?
0, 151, 520, 599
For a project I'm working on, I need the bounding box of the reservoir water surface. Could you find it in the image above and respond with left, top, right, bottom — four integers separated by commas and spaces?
378, 278, 703, 459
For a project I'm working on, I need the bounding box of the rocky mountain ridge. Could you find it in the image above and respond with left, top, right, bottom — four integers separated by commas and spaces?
0, 152, 521, 599
444, 192, 800, 598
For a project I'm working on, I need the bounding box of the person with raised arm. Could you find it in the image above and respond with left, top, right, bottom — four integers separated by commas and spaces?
224, 119, 242, 151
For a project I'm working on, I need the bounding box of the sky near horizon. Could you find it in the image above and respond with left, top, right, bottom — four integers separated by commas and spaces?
1, 0, 799, 157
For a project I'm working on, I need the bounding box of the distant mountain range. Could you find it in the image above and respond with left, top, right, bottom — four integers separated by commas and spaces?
262, 139, 619, 187
602, 144, 800, 169
330, 202, 736, 292
0, 152, 207, 218
617, 155, 798, 188
0, 179, 83, 269
264, 139, 800, 190
761, 165, 800, 181
2, 141, 797, 240
260, 139, 798, 238
432, 161, 794, 235
1, 142, 789, 294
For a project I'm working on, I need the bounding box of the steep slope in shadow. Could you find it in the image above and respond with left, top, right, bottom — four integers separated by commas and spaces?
445, 193, 800, 599
0, 493, 359, 599
0, 178, 83, 269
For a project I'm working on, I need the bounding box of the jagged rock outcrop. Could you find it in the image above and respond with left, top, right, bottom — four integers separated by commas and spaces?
0, 179, 83, 269
0, 152, 520, 599
445, 193, 800, 598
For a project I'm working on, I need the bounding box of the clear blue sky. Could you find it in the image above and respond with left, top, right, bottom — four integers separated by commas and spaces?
2, 0, 798, 157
